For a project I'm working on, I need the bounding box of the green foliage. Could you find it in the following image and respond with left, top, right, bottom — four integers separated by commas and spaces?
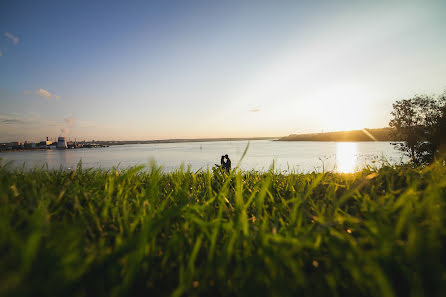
0, 160, 445, 297
389, 92, 446, 164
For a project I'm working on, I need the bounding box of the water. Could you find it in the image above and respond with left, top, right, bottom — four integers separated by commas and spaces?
0, 140, 407, 173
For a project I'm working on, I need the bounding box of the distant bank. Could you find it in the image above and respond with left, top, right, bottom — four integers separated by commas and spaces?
0, 137, 278, 152
279, 128, 398, 142
100, 137, 278, 146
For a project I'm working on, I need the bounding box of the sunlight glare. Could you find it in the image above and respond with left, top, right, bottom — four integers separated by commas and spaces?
336, 142, 358, 173
299, 85, 370, 132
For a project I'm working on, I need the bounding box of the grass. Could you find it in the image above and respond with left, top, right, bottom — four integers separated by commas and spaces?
0, 158, 445, 297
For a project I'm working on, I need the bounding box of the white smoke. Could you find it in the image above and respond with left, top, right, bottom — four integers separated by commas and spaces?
60, 128, 71, 136
64, 116, 74, 126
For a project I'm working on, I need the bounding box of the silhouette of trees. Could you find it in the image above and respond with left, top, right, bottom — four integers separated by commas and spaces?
389, 92, 446, 164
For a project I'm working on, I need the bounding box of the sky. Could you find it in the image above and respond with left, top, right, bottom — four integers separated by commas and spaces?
1, 0, 445, 142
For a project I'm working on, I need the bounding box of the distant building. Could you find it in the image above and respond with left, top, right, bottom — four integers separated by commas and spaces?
45, 137, 52, 146
24, 141, 36, 149
37, 141, 47, 149
57, 136, 67, 149
36, 137, 53, 149
10, 141, 23, 149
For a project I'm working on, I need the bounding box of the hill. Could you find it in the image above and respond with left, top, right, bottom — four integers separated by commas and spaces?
279, 127, 398, 141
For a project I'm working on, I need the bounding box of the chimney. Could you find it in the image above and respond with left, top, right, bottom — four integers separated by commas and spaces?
46, 137, 48, 141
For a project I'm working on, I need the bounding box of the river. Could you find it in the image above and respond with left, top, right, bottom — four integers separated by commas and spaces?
0, 140, 407, 173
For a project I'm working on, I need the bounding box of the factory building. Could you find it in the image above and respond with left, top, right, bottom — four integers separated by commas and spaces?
56, 136, 67, 149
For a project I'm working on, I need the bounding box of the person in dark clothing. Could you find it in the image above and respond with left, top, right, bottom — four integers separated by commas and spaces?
224, 154, 231, 172
220, 155, 226, 169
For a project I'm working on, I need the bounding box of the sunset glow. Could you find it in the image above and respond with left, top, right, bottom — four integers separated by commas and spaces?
1, 1, 446, 142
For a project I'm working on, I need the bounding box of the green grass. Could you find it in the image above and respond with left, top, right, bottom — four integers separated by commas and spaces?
0, 159, 445, 297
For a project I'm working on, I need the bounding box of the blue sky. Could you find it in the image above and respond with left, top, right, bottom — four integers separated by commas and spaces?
1, 0, 445, 142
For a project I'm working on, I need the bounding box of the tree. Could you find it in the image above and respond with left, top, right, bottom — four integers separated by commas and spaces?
389, 92, 446, 165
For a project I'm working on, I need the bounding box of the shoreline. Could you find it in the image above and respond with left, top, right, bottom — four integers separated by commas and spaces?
278, 128, 400, 142
1, 138, 402, 153
0, 137, 279, 152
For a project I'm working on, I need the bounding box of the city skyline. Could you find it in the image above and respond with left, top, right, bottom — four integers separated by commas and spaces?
1, 0, 446, 142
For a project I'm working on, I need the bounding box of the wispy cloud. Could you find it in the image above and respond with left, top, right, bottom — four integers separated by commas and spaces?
1, 112, 65, 130
34, 88, 60, 100
249, 107, 261, 112
36, 88, 52, 99
0, 117, 24, 125
0, 113, 61, 142
4, 32, 19, 45
24, 89, 60, 100
0, 113, 40, 126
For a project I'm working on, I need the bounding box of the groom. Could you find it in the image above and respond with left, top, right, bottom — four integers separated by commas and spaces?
222, 154, 231, 173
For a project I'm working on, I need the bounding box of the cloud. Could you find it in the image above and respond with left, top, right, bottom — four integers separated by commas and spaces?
249, 107, 261, 112
64, 116, 74, 126
4, 32, 19, 45
28, 88, 60, 100
0, 114, 22, 125
36, 88, 52, 99
0, 113, 40, 126
0, 113, 63, 142
0, 118, 24, 125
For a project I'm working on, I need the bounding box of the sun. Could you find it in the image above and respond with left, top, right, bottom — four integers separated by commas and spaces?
328, 112, 366, 132
305, 86, 369, 132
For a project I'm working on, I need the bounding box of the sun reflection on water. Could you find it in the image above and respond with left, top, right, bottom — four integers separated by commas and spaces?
336, 142, 358, 173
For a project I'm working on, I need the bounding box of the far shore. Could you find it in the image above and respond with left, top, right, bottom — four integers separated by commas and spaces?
98, 137, 279, 146
0, 137, 279, 152
1, 130, 404, 153
278, 127, 401, 142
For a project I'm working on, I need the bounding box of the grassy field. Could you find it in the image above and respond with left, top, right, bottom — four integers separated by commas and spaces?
0, 158, 445, 297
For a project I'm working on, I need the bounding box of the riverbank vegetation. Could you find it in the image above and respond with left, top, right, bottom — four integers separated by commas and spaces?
1, 159, 445, 297
389, 92, 446, 165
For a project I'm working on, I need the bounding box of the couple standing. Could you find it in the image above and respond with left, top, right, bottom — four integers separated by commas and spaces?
220, 154, 232, 172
